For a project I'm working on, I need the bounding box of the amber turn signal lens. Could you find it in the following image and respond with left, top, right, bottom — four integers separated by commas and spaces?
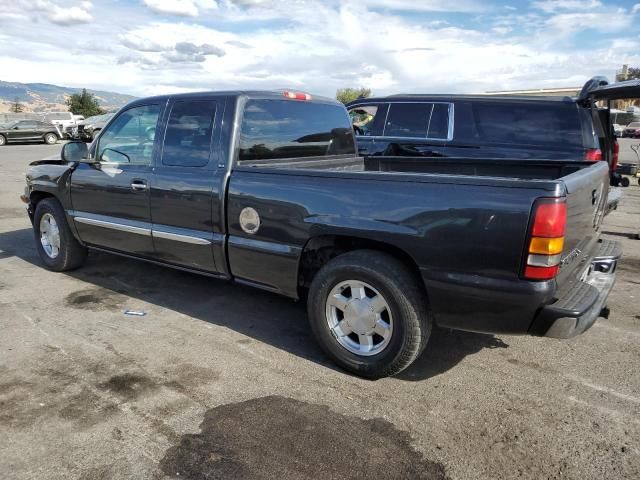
529, 237, 564, 255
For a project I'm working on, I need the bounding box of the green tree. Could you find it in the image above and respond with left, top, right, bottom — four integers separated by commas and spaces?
11, 97, 24, 113
627, 67, 640, 80
336, 87, 372, 105
66, 89, 105, 117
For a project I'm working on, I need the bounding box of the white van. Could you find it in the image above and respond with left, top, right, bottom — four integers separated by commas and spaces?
42, 112, 79, 133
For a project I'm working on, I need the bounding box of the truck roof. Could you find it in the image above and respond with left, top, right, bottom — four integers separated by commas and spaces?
126, 90, 339, 108
347, 94, 577, 105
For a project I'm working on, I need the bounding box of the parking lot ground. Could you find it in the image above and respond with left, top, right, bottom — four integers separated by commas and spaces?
0, 143, 639, 480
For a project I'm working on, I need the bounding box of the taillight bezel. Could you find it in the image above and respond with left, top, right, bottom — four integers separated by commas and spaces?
521, 197, 567, 282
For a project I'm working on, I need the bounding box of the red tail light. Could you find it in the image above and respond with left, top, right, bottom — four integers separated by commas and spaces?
283, 91, 311, 101
531, 201, 567, 238
524, 265, 559, 280
584, 148, 602, 161
523, 199, 567, 281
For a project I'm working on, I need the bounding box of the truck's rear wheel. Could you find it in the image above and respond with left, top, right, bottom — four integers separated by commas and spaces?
308, 250, 431, 379
34, 198, 87, 271
44, 133, 58, 145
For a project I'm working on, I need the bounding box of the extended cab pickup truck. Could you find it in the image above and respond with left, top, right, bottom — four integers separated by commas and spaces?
23, 88, 626, 378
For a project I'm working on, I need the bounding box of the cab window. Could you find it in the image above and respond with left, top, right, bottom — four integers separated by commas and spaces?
97, 105, 160, 165
161, 100, 216, 167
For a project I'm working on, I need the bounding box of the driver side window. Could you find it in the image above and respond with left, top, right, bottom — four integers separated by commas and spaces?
97, 104, 160, 165
348, 103, 387, 137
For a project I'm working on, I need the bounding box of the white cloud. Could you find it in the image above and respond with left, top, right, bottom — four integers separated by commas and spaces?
0, 0, 638, 99
532, 0, 602, 13
632, 3, 640, 13
356, 0, 483, 13
1, 0, 94, 25
143, 0, 200, 17
49, 5, 93, 25
544, 10, 633, 36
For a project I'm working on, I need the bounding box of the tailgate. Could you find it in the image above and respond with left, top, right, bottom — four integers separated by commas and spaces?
555, 161, 610, 288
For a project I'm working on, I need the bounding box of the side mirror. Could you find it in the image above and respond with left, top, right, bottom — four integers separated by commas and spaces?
101, 148, 130, 164
12, 125, 19, 130
61, 141, 89, 162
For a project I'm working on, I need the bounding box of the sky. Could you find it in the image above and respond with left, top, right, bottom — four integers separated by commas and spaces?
0, 0, 639, 98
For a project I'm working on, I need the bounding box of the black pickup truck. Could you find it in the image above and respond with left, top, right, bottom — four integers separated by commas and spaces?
23, 87, 627, 378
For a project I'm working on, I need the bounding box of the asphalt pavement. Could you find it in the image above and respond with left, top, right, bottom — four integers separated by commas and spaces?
0, 142, 639, 480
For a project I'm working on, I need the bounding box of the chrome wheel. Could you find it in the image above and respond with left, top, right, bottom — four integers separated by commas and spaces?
325, 280, 393, 356
39, 213, 60, 259
0, 135, 5, 146
44, 133, 57, 144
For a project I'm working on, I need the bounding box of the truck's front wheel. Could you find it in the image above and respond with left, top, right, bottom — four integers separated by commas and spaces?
34, 198, 87, 271
308, 250, 431, 379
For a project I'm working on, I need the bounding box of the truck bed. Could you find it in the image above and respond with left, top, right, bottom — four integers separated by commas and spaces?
239, 155, 591, 182
232, 156, 611, 333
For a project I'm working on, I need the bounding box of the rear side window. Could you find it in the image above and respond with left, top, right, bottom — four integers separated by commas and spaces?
162, 100, 216, 167
384, 103, 450, 139
467, 102, 583, 147
238, 99, 356, 162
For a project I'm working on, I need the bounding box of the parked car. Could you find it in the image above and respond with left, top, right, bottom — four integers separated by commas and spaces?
0, 120, 61, 146
42, 111, 78, 134
75, 113, 114, 142
622, 121, 640, 138
613, 123, 624, 137
346, 80, 621, 184
23, 89, 623, 378
611, 108, 640, 127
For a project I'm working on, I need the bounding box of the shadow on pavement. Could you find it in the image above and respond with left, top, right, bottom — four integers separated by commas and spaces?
602, 230, 640, 240
0, 227, 508, 382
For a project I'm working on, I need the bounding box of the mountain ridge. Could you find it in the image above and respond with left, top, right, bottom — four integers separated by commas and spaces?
0, 80, 136, 113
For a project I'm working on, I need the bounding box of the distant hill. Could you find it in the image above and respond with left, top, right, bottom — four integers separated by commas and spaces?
0, 80, 136, 113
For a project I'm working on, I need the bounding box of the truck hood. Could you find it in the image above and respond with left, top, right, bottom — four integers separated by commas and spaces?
29, 152, 64, 166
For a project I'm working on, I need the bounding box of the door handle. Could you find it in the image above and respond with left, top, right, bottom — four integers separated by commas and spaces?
131, 180, 147, 191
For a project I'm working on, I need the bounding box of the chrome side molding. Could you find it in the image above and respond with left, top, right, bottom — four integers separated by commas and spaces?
71, 211, 213, 245
152, 229, 211, 245
74, 216, 151, 236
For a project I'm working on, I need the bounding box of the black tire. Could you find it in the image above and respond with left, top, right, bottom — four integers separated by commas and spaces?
33, 198, 87, 271
44, 133, 58, 145
0, 134, 5, 146
621, 177, 630, 187
307, 250, 431, 379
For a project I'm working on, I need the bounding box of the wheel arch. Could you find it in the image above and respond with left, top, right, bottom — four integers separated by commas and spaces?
29, 190, 85, 246
298, 234, 426, 299
27, 190, 56, 221
44, 131, 59, 140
